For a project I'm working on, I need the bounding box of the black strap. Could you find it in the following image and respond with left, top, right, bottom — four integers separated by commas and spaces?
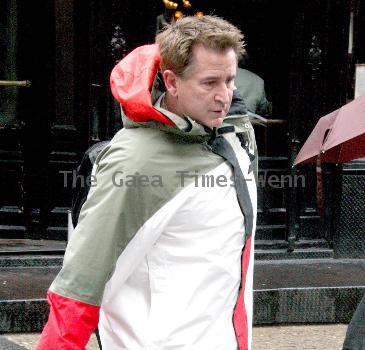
209, 136, 254, 239
95, 328, 103, 349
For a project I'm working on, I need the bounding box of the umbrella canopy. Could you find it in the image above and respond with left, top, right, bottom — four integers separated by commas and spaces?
294, 94, 365, 165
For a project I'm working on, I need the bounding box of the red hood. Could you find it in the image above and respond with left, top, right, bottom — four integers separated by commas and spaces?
110, 44, 174, 126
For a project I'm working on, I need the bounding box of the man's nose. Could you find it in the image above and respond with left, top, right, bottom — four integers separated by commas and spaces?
214, 84, 231, 105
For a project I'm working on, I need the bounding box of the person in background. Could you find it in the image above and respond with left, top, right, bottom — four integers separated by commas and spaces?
234, 54, 270, 116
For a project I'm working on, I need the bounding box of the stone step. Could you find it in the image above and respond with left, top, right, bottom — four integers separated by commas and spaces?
0, 225, 26, 239
255, 248, 334, 260
0, 207, 24, 226
0, 239, 66, 255
0, 266, 59, 333
0, 255, 63, 268
255, 239, 330, 250
254, 258, 365, 324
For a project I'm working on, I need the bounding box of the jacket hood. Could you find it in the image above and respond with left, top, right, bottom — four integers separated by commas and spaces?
110, 44, 174, 126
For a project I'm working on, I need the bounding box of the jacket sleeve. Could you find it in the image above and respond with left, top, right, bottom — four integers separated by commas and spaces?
36, 135, 184, 349
36, 290, 100, 350
35, 142, 139, 349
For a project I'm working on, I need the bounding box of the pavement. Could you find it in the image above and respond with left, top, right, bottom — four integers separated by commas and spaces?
1, 324, 348, 349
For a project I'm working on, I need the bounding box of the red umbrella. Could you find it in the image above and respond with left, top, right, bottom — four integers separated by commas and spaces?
294, 94, 365, 214
294, 94, 365, 166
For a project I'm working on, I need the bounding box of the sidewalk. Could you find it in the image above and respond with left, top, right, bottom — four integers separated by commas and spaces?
253, 324, 347, 350
2, 324, 348, 349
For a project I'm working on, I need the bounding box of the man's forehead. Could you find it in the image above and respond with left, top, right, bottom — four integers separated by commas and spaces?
190, 44, 236, 64
199, 72, 237, 80
198, 60, 237, 74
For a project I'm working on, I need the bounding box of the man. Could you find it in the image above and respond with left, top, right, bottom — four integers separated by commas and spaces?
37, 15, 257, 350
235, 67, 270, 116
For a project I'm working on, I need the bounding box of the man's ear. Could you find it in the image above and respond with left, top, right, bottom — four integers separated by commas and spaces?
162, 70, 179, 97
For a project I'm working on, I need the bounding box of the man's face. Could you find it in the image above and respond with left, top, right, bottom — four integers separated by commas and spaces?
173, 45, 237, 128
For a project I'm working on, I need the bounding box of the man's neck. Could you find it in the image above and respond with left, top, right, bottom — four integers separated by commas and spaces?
163, 93, 181, 117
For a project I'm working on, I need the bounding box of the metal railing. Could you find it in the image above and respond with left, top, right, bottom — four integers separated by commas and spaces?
0, 80, 31, 87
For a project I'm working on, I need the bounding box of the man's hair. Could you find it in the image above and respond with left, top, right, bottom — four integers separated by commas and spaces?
156, 15, 245, 76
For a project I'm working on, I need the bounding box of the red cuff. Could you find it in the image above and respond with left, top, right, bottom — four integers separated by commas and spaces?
36, 290, 100, 350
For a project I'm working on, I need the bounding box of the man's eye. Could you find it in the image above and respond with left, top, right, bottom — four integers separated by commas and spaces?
226, 80, 235, 89
203, 81, 215, 86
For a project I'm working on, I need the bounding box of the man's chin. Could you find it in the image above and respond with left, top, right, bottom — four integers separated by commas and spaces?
209, 117, 224, 128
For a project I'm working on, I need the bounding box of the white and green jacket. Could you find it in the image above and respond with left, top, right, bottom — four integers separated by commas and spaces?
37, 44, 257, 350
